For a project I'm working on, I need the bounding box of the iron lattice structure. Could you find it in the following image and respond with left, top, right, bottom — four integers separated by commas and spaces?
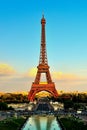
28, 16, 58, 101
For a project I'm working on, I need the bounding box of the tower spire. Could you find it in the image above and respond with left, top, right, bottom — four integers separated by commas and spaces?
39, 15, 48, 64
42, 13, 44, 18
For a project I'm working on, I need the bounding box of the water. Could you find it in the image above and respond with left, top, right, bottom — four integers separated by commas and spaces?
22, 115, 61, 130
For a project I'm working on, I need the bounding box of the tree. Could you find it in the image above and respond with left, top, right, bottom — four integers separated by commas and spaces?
0, 102, 8, 110
64, 100, 73, 110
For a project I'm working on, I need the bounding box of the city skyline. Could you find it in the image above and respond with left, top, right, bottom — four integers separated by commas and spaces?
0, 0, 87, 92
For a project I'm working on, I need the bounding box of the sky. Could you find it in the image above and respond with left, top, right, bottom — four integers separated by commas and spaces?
0, 0, 87, 92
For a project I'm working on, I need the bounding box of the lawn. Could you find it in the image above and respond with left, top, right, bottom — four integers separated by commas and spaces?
60, 116, 87, 130
0, 117, 26, 130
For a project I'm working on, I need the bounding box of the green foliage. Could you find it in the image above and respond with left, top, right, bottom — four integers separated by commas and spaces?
0, 102, 14, 110
60, 117, 87, 130
0, 94, 29, 103
63, 100, 74, 110
49, 93, 87, 110
0, 117, 26, 130
73, 103, 81, 111
0, 92, 87, 104
0, 102, 8, 110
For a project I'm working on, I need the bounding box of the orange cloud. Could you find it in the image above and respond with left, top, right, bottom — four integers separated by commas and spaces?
24, 67, 37, 78
0, 66, 87, 92
52, 71, 79, 81
25, 68, 82, 81
0, 64, 16, 76
23, 68, 87, 83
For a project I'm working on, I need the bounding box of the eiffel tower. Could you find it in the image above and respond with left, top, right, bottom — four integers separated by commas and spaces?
28, 15, 58, 101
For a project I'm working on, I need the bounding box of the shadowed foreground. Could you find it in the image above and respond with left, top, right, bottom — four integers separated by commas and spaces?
0, 117, 26, 130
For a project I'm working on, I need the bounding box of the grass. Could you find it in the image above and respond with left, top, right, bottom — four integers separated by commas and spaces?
0, 117, 26, 130
60, 116, 87, 130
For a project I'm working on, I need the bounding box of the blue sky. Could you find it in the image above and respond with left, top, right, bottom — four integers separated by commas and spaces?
0, 0, 87, 92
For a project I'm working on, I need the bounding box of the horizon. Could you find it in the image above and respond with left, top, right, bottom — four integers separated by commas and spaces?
0, 0, 87, 92
0, 90, 87, 94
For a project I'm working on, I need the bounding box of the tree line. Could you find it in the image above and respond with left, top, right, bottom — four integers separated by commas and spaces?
0, 93, 87, 111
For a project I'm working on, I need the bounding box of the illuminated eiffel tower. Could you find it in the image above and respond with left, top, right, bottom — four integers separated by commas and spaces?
28, 15, 58, 101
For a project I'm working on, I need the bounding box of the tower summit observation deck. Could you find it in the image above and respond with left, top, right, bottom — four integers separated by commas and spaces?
28, 15, 58, 101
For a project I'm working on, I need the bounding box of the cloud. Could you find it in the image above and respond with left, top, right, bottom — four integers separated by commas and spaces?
24, 68, 78, 80
24, 67, 37, 78
0, 65, 87, 92
52, 71, 78, 81
0, 64, 16, 76
51, 71, 87, 92
23, 68, 87, 82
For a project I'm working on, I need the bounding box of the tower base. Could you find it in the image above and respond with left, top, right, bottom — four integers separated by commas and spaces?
28, 82, 58, 101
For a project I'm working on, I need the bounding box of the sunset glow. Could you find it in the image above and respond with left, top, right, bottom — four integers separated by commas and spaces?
0, 64, 16, 76
0, 0, 87, 92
